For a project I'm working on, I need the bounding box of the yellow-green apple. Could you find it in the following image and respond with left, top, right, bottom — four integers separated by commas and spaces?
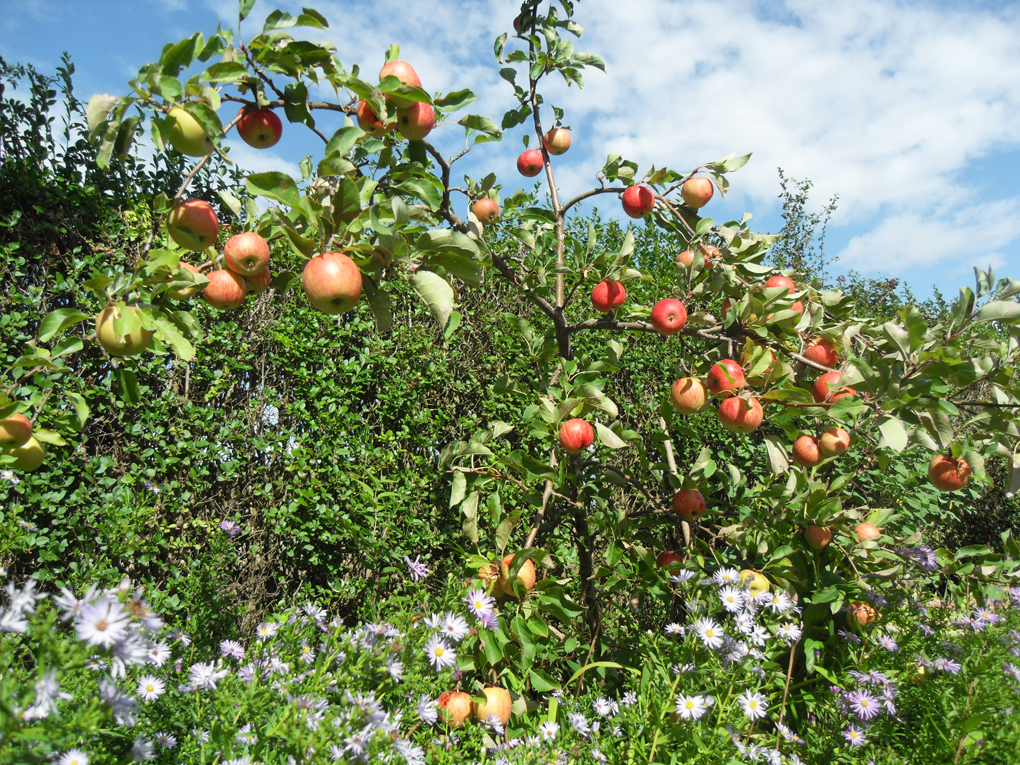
167, 262, 206, 300
237, 107, 282, 149
473, 687, 512, 725
95, 306, 152, 357
4, 436, 45, 472
559, 418, 594, 454
792, 435, 822, 467
303, 252, 362, 314
681, 177, 713, 208
543, 128, 570, 155
203, 269, 248, 310
356, 101, 392, 137
656, 551, 683, 568
650, 299, 688, 335
706, 359, 746, 396
854, 522, 881, 542
245, 267, 272, 295
223, 232, 271, 276
438, 692, 473, 726
396, 102, 434, 141
166, 107, 213, 157
804, 525, 832, 549
719, 396, 763, 433
168, 199, 219, 251
820, 426, 851, 457
803, 337, 837, 368
739, 569, 770, 597
379, 60, 422, 108
472, 198, 499, 225
500, 553, 537, 596
517, 149, 544, 177
0, 413, 32, 448
672, 489, 706, 522
812, 371, 857, 403
621, 185, 655, 218
928, 454, 971, 492
670, 377, 708, 414
590, 279, 626, 312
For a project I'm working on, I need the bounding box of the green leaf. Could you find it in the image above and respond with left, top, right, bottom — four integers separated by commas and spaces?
32, 428, 66, 447
461, 491, 479, 544
594, 422, 627, 450
86, 94, 119, 136
495, 512, 522, 555
245, 172, 302, 208
876, 416, 908, 452
38, 309, 89, 343
564, 661, 631, 688
200, 62, 249, 83
434, 89, 476, 112
458, 114, 501, 137
529, 669, 560, 692
325, 126, 366, 158
115, 367, 141, 405
239, 0, 257, 21
160, 33, 203, 77
361, 278, 392, 333
283, 82, 315, 128
975, 300, 1020, 324
764, 436, 790, 475
449, 471, 467, 508
409, 270, 455, 329
66, 392, 90, 428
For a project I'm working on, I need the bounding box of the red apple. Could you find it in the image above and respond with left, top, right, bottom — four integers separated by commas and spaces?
719, 396, 764, 433
438, 691, 473, 727
681, 177, 713, 208
356, 101, 392, 137
791, 301, 805, 315
764, 275, 796, 294
805, 525, 833, 550
246, 267, 272, 295
500, 553, 537, 596
672, 489, 706, 523
473, 198, 499, 225
168, 199, 219, 252
803, 338, 837, 368
699, 244, 721, 269
303, 252, 362, 314
591, 280, 627, 313
928, 454, 972, 492
621, 185, 655, 218
819, 427, 851, 457
223, 232, 270, 276
792, 435, 822, 467
650, 299, 688, 335
379, 60, 422, 108
706, 359, 746, 396
676, 250, 695, 270
544, 128, 571, 155
236, 108, 282, 149
396, 102, 434, 141
656, 551, 683, 568
854, 522, 881, 542
203, 269, 248, 310
559, 418, 594, 454
812, 371, 857, 404
0, 413, 32, 448
517, 149, 544, 177
670, 377, 708, 415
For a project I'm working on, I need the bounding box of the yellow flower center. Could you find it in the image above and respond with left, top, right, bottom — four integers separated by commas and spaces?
435, 647, 444, 656
686, 701, 694, 709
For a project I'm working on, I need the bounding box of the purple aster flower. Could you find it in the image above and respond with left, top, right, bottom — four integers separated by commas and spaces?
219, 520, 240, 536
465, 588, 495, 621
848, 690, 880, 721
403, 555, 431, 582
478, 610, 500, 630
933, 657, 962, 674
919, 624, 935, 637
876, 634, 899, 653
837, 629, 862, 645
843, 724, 867, 747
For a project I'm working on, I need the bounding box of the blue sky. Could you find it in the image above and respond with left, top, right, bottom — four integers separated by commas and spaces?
2, 0, 1019, 300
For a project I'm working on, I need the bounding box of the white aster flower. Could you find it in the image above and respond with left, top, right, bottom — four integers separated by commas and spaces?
423, 634, 456, 671
136, 675, 165, 702
719, 586, 745, 613
539, 720, 560, 741
441, 612, 470, 643
738, 689, 769, 721
75, 597, 130, 648
713, 567, 740, 586
674, 694, 708, 721
695, 617, 724, 650
57, 751, 89, 765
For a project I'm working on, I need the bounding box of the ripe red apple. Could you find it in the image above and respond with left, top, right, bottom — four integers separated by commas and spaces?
621, 185, 655, 218
167, 262, 205, 300
203, 269, 248, 310
438, 691, 473, 727
699, 244, 721, 269
804, 525, 833, 550
95, 306, 153, 357
792, 435, 822, 467
379, 60, 422, 108
236, 108, 282, 149
681, 177, 713, 208
718, 396, 764, 433
928, 454, 972, 492
168, 199, 219, 252
356, 101, 392, 137
472, 198, 499, 225
591, 280, 627, 313
676, 250, 695, 270
803, 338, 837, 368
656, 551, 683, 568
812, 371, 857, 403
819, 427, 851, 457
544, 128, 571, 155
854, 522, 881, 542
303, 252, 363, 314
4, 436, 45, 472
670, 377, 708, 415
650, 299, 688, 335
223, 232, 271, 276
246, 267, 272, 295
559, 418, 594, 454
500, 553, 537, 596
706, 359, 746, 396
764, 275, 796, 294
672, 489, 706, 523
0, 413, 32, 448
396, 102, 435, 141
473, 687, 512, 726
517, 149, 544, 177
